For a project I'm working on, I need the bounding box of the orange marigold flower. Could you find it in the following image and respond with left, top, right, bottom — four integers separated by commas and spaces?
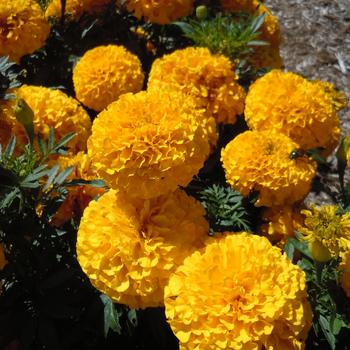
221, 130, 316, 207
340, 250, 350, 298
51, 152, 105, 226
45, 0, 110, 20
123, 0, 194, 25
73, 45, 144, 112
245, 70, 343, 155
259, 205, 305, 247
220, 0, 281, 47
298, 205, 350, 261
87, 89, 211, 199
77, 188, 209, 308
0, 85, 91, 153
165, 233, 313, 350
148, 47, 246, 124
0, 0, 50, 63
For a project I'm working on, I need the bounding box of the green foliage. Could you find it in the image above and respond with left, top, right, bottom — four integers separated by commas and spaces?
0, 56, 25, 100
285, 235, 350, 350
174, 12, 268, 61
199, 184, 252, 233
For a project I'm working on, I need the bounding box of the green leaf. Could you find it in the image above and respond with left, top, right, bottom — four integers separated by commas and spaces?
37, 135, 47, 156
287, 237, 313, 260
51, 132, 76, 154
284, 238, 295, 260
65, 179, 106, 188
53, 166, 74, 186
4, 136, 16, 159
100, 294, 123, 337
13, 99, 34, 145
250, 13, 266, 33
319, 315, 336, 350
43, 165, 60, 191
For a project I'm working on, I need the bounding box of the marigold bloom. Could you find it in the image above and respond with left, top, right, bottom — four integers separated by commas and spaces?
221, 130, 316, 207
51, 152, 105, 226
165, 233, 312, 350
0, 85, 91, 153
298, 205, 350, 260
73, 45, 144, 112
0, 0, 50, 63
340, 250, 350, 298
220, 0, 281, 47
45, 0, 110, 20
148, 47, 246, 125
123, 0, 194, 25
87, 90, 210, 199
245, 70, 343, 155
77, 188, 209, 308
260, 205, 305, 247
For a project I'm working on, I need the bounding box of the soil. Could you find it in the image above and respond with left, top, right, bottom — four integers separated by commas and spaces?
265, 0, 350, 205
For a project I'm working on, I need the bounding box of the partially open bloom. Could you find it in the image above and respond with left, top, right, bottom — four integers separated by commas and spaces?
259, 205, 305, 247
298, 205, 350, 261
45, 0, 110, 20
245, 70, 344, 155
148, 47, 246, 124
221, 130, 316, 207
165, 232, 312, 350
340, 250, 350, 298
51, 152, 105, 226
88, 89, 210, 199
77, 188, 209, 308
123, 0, 194, 25
0, 85, 91, 153
0, 0, 50, 62
73, 45, 144, 112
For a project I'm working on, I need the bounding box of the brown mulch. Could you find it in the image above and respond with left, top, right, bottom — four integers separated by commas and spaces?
265, 0, 350, 205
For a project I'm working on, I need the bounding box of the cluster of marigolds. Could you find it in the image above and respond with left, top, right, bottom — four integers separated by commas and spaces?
1, 0, 350, 349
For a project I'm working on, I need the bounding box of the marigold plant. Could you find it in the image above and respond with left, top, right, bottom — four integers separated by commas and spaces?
245, 70, 346, 155
73, 45, 144, 112
298, 205, 350, 261
148, 47, 246, 125
123, 0, 194, 25
165, 232, 313, 350
0, 85, 92, 153
77, 188, 209, 308
221, 130, 317, 207
45, 0, 110, 20
87, 89, 211, 199
0, 0, 50, 63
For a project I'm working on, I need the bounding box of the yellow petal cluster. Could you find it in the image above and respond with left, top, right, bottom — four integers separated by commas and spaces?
0, 85, 91, 153
259, 205, 305, 247
220, 0, 281, 47
45, 0, 110, 20
73, 45, 144, 112
245, 70, 343, 155
221, 130, 316, 207
165, 233, 313, 350
123, 0, 194, 25
87, 89, 210, 199
77, 188, 209, 308
340, 250, 350, 298
0, 0, 50, 63
148, 47, 246, 125
51, 152, 105, 226
298, 205, 350, 259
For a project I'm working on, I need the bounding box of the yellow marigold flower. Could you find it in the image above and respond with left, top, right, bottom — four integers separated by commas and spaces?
245, 70, 342, 155
87, 89, 210, 199
50, 152, 105, 226
148, 47, 246, 124
123, 0, 194, 25
0, 0, 50, 63
0, 85, 92, 153
221, 130, 316, 207
77, 188, 209, 308
45, 0, 110, 21
340, 250, 350, 298
260, 205, 305, 247
165, 233, 313, 350
0, 244, 7, 270
73, 45, 144, 112
298, 205, 350, 260
220, 0, 281, 48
